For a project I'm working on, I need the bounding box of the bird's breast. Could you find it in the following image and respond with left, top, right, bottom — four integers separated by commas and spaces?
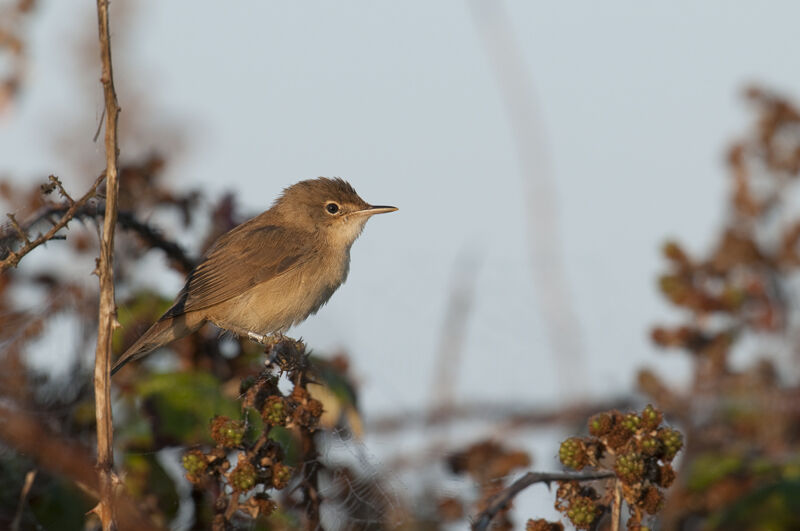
208, 249, 350, 334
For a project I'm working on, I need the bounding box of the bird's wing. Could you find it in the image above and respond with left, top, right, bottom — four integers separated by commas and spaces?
164, 220, 317, 318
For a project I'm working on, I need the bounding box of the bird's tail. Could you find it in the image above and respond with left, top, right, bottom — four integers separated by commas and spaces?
111, 314, 202, 376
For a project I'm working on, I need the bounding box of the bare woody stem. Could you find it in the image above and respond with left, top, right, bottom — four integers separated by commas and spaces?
471, 470, 615, 531
611, 479, 622, 531
93, 0, 121, 529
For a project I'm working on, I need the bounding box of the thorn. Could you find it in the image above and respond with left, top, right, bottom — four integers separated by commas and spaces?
6, 213, 30, 245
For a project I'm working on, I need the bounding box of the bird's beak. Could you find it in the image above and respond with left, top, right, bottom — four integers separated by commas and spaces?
353, 205, 398, 217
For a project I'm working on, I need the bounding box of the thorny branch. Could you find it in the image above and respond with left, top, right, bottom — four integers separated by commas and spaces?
370, 398, 634, 434
0, 200, 195, 273
295, 369, 323, 531
0, 173, 105, 272
115, 210, 195, 272
93, 0, 121, 529
471, 471, 614, 531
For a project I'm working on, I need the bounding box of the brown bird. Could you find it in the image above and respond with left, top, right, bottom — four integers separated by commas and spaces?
111, 178, 396, 375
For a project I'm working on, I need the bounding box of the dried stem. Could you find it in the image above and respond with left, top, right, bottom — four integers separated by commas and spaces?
10, 469, 36, 531
0, 173, 104, 272
293, 367, 323, 531
93, 0, 121, 529
469, 1, 587, 397
47, 174, 75, 203
371, 398, 634, 434
6, 213, 30, 245
429, 252, 479, 418
471, 470, 614, 531
611, 479, 622, 531
300, 432, 323, 531
0, 201, 195, 274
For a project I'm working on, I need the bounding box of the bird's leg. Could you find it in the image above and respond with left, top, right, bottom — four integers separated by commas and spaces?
221, 324, 269, 345
246, 331, 269, 344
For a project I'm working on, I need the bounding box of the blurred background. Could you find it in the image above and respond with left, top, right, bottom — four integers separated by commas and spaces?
2, 1, 800, 529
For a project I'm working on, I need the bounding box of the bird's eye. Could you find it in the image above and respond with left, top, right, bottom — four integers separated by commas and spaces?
325, 202, 340, 214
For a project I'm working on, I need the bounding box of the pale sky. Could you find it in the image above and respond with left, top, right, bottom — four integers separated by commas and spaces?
3, 1, 800, 524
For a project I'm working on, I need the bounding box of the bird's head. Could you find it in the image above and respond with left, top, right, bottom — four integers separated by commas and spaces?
274, 177, 397, 246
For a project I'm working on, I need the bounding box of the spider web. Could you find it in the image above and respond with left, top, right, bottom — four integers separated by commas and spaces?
294, 426, 408, 530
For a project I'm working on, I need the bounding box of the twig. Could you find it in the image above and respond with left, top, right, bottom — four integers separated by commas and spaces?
0, 173, 104, 272
300, 436, 323, 531
6, 213, 30, 245
92, 0, 121, 529
371, 398, 634, 434
43, 174, 76, 204
10, 469, 36, 531
611, 479, 622, 531
117, 210, 195, 273
93, 106, 106, 143
295, 365, 323, 531
429, 251, 480, 419
471, 470, 614, 531
0, 201, 196, 274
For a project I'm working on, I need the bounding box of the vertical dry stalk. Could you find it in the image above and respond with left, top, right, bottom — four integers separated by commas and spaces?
93, 0, 121, 529
11, 469, 36, 531
469, 1, 587, 396
611, 479, 621, 531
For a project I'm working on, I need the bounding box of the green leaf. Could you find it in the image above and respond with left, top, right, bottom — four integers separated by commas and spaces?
686, 453, 744, 492
136, 371, 240, 445
709, 479, 800, 530
124, 453, 180, 520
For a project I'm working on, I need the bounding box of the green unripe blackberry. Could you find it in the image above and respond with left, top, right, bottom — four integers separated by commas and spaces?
639, 435, 662, 456
622, 412, 642, 432
229, 461, 256, 492
210, 416, 245, 447
263, 397, 287, 426
614, 451, 645, 483
566, 496, 597, 529
272, 462, 292, 489
588, 412, 613, 436
640, 404, 662, 430
657, 427, 683, 460
182, 450, 207, 478
558, 437, 588, 470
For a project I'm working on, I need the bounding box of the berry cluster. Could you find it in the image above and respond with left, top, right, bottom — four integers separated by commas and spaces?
555, 405, 682, 529
180, 337, 324, 526
526, 518, 564, 530
553, 482, 601, 530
